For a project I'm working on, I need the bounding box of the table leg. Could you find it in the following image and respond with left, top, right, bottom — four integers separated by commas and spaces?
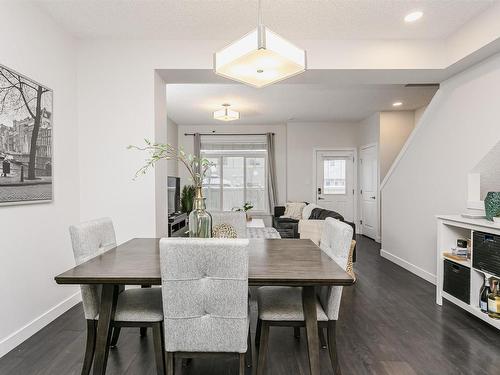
93, 284, 119, 375
302, 286, 320, 375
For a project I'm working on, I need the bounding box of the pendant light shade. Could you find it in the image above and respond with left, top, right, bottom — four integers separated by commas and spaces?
213, 104, 240, 121
214, 1, 306, 88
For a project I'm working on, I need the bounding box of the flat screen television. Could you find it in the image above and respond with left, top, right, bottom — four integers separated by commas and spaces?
167, 176, 180, 215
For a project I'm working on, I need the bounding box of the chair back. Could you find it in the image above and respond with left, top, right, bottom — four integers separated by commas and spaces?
69, 217, 117, 320
318, 217, 353, 320
211, 211, 247, 238
160, 238, 249, 353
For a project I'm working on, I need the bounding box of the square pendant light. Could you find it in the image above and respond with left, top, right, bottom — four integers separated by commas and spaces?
214, 0, 307, 87
213, 104, 240, 121
214, 26, 306, 88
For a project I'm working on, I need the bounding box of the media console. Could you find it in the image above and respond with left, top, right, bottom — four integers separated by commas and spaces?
168, 212, 188, 237
436, 215, 500, 330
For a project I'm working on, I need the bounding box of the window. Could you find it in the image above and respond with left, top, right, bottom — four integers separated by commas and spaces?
201, 136, 268, 212
323, 159, 346, 195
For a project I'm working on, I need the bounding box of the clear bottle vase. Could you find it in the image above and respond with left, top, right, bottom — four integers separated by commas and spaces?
188, 186, 212, 238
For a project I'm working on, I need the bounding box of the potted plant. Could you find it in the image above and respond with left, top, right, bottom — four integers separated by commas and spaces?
485, 192, 500, 222
233, 202, 254, 221
128, 140, 214, 237
180, 184, 196, 214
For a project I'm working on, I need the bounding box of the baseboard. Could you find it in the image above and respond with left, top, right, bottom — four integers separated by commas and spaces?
0, 291, 81, 358
380, 249, 436, 285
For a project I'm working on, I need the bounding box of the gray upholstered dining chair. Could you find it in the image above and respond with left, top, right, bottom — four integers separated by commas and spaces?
159, 237, 252, 375
211, 211, 247, 238
255, 217, 353, 375
69, 218, 165, 375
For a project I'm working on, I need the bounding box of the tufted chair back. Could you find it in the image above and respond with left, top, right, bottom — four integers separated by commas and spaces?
210, 211, 247, 238
160, 238, 249, 353
317, 217, 353, 320
69, 218, 117, 320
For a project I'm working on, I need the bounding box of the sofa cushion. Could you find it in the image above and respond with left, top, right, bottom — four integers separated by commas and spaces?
275, 217, 299, 224
309, 207, 344, 221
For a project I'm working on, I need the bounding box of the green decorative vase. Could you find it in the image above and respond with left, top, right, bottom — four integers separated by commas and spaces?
484, 192, 500, 221
188, 187, 212, 237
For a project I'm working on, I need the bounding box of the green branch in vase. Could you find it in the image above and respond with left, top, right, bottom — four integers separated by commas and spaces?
127, 139, 214, 186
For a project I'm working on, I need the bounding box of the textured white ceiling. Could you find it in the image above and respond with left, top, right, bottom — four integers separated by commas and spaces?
166, 83, 438, 124
35, 0, 496, 40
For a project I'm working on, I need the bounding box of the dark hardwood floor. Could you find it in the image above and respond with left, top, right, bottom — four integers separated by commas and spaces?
1, 235, 499, 375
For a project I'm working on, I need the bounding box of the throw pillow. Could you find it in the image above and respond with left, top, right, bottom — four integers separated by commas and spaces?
302, 203, 321, 220
212, 223, 238, 238
282, 202, 306, 220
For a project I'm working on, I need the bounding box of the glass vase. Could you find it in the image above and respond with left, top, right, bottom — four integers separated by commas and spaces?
188, 186, 212, 238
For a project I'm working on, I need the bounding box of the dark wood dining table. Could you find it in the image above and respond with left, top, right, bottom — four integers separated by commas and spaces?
55, 238, 354, 375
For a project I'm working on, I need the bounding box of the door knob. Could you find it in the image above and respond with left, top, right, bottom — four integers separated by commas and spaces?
370, 196, 376, 199
318, 197, 325, 200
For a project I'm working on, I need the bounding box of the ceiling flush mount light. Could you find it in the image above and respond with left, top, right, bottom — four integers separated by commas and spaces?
404, 11, 423, 23
214, 0, 307, 88
393, 101, 403, 107
213, 104, 240, 121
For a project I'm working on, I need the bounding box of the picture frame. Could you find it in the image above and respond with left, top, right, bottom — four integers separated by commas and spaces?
0, 63, 53, 206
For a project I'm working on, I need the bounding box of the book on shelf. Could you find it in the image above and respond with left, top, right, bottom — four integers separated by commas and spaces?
451, 246, 468, 256
443, 252, 468, 262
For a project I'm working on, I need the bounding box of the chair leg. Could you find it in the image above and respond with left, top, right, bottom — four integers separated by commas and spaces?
152, 322, 166, 375
140, 285, 151, 337
109, 327, 121, 348
239, 353, 246, 375
255, 318, 262, 348
294, 327, 300, 340
327, 321, 342, 375
246, 329, 253, 368
319, 327, 327, 349
81, 320, 97, 375
256, 322, 270, 375
166, 352, 174, 375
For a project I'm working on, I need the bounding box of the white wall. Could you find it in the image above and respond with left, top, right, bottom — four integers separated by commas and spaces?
77, 40, 222, 245
379, 111, 415, 180
166, 117, 179, 177
287, 122, 359, 203
0, 2, 79, 357
154, 72, 168, 237
472, 140, 500, 199
176, 123, 287, 207
358, 113, 380, 147
381, 52, 500, 284
414, 105, 427, 127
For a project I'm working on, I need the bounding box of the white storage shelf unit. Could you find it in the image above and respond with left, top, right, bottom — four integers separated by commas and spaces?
436, 215, 500, 330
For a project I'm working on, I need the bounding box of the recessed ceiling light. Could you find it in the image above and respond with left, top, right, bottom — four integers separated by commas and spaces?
213, 104, 240, 121
404, 11, 423, 23
393, 101, 403, 107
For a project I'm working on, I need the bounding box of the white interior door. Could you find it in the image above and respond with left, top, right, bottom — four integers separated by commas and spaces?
360, 144, 379, 241
316, 151, 354, 222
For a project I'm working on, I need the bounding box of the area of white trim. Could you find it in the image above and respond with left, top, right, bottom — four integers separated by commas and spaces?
380, 89, 442, 191
380, 248, 437, 285
0, 291, 81, 358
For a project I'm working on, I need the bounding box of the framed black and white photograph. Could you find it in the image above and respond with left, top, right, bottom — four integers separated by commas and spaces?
0, 64, 53, 205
